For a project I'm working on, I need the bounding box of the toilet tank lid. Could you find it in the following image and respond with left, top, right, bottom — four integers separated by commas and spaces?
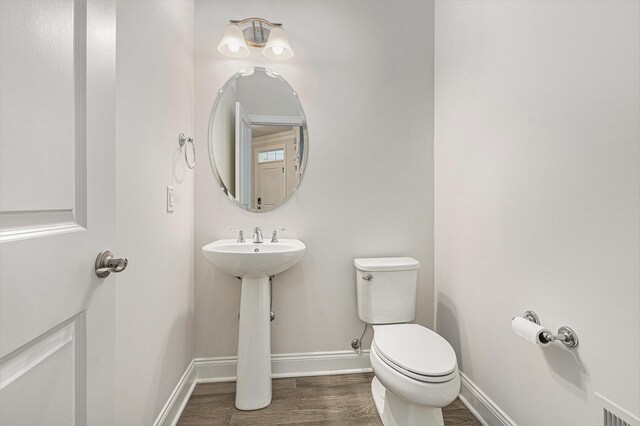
354, 257, 420, 272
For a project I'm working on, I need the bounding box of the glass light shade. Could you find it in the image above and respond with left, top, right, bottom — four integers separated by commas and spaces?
217, 24, 250, 58
262, 26, 294, 60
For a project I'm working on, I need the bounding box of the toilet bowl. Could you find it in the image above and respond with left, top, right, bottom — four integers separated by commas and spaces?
369, 324, 460, 426
354, 257, 460, 426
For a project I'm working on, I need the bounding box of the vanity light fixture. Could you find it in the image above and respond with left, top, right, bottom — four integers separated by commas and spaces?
217, 18, 294, 60
217, 23, 250, 58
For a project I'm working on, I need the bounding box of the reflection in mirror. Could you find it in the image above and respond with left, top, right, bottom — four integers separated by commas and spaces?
209, 67, 308, 213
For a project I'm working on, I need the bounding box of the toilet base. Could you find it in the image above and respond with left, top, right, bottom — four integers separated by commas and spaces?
371, 376, 445, 426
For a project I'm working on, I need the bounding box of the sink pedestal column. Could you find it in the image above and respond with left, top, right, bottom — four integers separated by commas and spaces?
235, 276, 271, 410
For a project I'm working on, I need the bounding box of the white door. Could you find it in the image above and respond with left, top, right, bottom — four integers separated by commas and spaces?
235, 102, 252, 209
254, 145, 287, 212
0, 1, 117, 425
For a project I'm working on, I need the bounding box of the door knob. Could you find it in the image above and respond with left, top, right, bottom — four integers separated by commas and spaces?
95, 250, 128, 278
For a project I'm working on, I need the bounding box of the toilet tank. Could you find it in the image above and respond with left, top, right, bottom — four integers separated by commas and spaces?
354, 257, 420, 324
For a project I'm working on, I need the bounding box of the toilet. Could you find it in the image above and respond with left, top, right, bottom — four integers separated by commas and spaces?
355, 257, 460, 426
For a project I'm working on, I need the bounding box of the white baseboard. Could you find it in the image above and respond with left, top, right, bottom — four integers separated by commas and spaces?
155, 354, 518, 426
154, 350, 372, 426
195, 349, 372, 383
458, 371, 516, 426
153, 360, 197, 426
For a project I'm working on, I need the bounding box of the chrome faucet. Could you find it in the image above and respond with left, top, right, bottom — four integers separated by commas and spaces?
253, 227, 263, 243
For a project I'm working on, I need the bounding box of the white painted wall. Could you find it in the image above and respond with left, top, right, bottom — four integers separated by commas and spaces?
115, 1, 194, 424
194, 0, 435, 358
434, 1, 640, 424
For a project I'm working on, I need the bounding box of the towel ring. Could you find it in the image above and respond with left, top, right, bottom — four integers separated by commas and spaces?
179, 133, 195, 169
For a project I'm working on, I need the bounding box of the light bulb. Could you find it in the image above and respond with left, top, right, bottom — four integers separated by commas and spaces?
217, 23, 250, 58
262, 26, 293, 59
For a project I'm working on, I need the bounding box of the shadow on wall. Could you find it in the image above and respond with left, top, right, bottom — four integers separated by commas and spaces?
435, 294, 464, 372
437, 293, 590, 402
146, 311, 193, 422
205, 262, 241, 355
542, 338, 589, 401
173, 144, 189, 184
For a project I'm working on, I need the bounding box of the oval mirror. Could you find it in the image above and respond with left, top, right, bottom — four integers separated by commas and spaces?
208, 67, 308, 212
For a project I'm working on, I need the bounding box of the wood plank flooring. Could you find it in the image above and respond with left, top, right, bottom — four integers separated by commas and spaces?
178, 373, 481, 425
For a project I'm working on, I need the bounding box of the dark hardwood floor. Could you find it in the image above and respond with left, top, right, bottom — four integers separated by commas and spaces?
178, 373, 481, 425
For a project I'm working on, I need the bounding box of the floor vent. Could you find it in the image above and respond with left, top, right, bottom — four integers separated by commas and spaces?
595, 393, 640, 426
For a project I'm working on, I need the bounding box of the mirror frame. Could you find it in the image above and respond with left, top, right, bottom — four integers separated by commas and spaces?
207, 67, 309, 213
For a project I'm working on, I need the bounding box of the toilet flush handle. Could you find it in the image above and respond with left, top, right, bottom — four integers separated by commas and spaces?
362, 274, 374, 282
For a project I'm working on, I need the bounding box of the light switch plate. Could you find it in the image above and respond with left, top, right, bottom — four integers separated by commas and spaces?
166, 186, 174, 212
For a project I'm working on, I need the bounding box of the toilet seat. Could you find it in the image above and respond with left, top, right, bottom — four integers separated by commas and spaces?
373, 324, 457, 383
370, 343, 461, 410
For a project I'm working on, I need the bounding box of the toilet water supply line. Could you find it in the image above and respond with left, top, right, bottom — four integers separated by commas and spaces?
351, 323, 368, 354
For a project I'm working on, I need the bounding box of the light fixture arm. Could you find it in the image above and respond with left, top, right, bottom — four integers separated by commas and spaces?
229, 17, 282, 27
227, 18, 283, 48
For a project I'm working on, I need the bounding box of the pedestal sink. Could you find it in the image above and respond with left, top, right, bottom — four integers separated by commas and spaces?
202, 239, 305, 410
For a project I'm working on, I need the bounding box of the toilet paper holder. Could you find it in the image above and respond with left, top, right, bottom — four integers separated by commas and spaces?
519, 310, 579, 348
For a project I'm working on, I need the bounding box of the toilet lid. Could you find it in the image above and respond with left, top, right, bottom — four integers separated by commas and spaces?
373, 324, 457, 379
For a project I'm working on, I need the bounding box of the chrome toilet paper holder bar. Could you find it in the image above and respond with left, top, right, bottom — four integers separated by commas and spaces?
520, 310, 579, 348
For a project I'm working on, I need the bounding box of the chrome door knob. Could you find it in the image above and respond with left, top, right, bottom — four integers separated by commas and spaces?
95, 250, 128, 278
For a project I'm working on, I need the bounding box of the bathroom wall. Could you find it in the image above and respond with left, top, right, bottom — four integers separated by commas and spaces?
194, 0, 435, 357
434, 1, 639, 424
115, 1, 195, 424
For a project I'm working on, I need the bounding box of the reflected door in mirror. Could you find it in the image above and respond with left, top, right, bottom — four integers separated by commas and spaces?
253, 127, 301, 211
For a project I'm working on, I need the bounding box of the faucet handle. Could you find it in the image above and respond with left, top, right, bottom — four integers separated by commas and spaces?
271, 228, 286, 243
229, 227, 245, 243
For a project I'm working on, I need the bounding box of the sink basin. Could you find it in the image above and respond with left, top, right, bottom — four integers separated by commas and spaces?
201, 237, 305, 410
202, 239, 305, 278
